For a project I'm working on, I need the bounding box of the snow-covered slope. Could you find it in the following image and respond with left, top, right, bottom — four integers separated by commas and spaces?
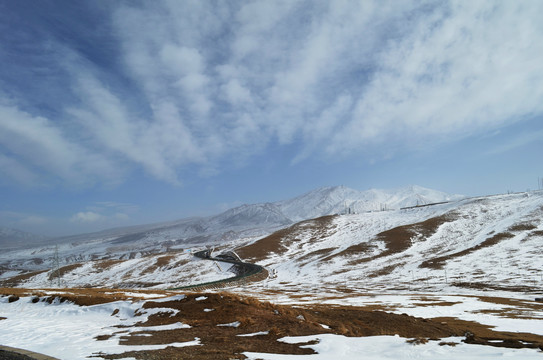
0, 185, 462, 272
277, 185, 462, 220
211, 203, 292, 227
240, 191, 543, 298
3, 190, 543, 300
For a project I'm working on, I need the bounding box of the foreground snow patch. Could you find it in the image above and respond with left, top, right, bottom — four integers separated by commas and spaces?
0, 295, 197, 360
244, 334, 543, 360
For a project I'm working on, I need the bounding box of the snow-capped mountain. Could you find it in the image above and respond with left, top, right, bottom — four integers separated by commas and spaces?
0, 227, 49, 249
3, 190, 542, 297
0, 185, 463, 271
3, 191, 543, 360
210, 203, 292, 227
102, 184, 462, 247
277, 185, 463, 220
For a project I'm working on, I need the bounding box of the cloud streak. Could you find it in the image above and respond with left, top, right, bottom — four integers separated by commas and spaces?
1, 0, 542, 187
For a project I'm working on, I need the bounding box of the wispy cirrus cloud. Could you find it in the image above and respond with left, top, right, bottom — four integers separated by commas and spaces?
1, 0, 542, 188
330, 1, 543, 155
0, 101, 123, 187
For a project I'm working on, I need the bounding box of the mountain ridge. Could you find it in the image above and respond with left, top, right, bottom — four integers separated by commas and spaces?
3, 190, 542, 297
0, 185, 464, 270
0, 227, 49, 248
1, 185, 463, 248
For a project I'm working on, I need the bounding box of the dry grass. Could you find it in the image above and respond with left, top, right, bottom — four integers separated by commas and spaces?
327, 242, 376, 264
236, 215, 336, 262
297, 247, 336, 264
508, 222, 538, 232
451, 281, 542, 294
439, 341, 458, 347
406, 337, 429, 345
0, 269, 49, 287
140, 255, 176, 275
432, 317, 543, 349
173, 258, 190, 268
368, 263, 407, 278
0, 287, 176, 306
2, 288, 543, 359
411, 301, 463, 307
48, 263, 84, 281
94, 259, 125, 271
420, 232, 515, 269
235, 228, 291, 261
345, 213, 456, 268
103, 293, 471, 359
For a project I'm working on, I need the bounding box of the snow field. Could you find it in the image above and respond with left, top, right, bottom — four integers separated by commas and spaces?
0, 295, 198, 359
1, 290, 543, 359
244, 334, 543, 360
11, 250, 236, 289
250, 192, 543, 296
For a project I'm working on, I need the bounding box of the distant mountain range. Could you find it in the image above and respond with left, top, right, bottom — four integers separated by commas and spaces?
276, 185, 463, 220
0, 227, 49, 249
0, 185, 464, 270
4, 189, 543, 294
100, 184, 463, 248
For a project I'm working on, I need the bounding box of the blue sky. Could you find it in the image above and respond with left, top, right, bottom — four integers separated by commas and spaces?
1, 0, 542, 236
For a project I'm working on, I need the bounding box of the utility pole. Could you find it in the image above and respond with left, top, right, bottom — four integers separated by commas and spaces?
52, 245, 61, 287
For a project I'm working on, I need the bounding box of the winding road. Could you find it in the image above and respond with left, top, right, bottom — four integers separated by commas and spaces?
168, 250, 268, 291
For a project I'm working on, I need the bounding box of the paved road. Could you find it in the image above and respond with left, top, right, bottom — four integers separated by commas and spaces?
169, 250, 267, 290
0, 346, 59, 360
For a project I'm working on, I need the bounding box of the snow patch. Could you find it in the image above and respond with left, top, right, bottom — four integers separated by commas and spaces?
244, 334, 543, 360
217, 321, 241, 328
238, 331, 269, 337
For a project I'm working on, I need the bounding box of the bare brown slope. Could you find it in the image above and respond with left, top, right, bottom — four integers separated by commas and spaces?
236, 215, 337, 262
237, 212, 457, 271
420, 232, 514, 269
342, 212, 457, 266
419, 219, 540, 270
3, 288, 542, 360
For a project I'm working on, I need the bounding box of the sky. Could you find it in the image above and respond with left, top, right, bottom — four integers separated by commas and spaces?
1, 0, 542, 237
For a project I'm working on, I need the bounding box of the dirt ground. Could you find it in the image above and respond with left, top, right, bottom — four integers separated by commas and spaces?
2, 288, 543, 360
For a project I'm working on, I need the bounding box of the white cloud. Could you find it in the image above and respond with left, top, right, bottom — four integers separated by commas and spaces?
222, 79, 252, 105
68, 202, 134, 230
0, 153, 41, 186
160, 44, 212, 116
114, 213, 130, 221
0, 101, 122, 187
485, 129, 543, 156
2, 1, 543, 188
70, 211, 103, 223
329, 1, 543, 154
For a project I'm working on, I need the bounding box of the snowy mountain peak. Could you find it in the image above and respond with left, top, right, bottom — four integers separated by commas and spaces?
277, 185, 463, 221
211, 202, 291, 227
0, 185, 464, 260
